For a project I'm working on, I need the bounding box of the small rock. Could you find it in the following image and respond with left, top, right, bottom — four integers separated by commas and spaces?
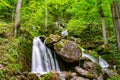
75, 66, 96, 79
97, 74, 104, 80
71, 76, 89, 80
27, 73, 40, 80
103, 68, 118, 77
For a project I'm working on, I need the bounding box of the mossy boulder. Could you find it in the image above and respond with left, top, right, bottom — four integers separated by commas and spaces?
83, 61, 101, 78
45, 34, 61, 47
54, 39, 82, 63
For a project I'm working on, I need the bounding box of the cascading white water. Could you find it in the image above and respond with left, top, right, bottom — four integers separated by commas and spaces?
31, 37, 60, 74
81, 48, 109, 69
81, 48, 98, 63
61, 30, 68, 37
99, 56, 109, 69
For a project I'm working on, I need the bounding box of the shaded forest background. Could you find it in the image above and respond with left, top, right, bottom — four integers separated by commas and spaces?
0, 0, 120, 79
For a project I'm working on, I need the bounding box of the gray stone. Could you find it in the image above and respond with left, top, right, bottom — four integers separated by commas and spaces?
54, 39, 82, 63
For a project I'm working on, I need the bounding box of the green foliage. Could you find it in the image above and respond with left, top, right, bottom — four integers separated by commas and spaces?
40, 73, 52, 80
67, 19, 87, 36
90, 51, 98, 58
18, 36, 32, 71
0, 0, 17, 21
0, 38, 22, 79
107, 75, 120, 80
0, 21, 13, 34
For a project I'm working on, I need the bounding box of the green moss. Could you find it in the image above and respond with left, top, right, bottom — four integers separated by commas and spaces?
45, 37, 52, 44
40, 73, 52, 80
62, 39, 67, 45
57, 43, 62, 49
54, 42, 62, 51
90, 51, 98, 59
85, 72, 94, 78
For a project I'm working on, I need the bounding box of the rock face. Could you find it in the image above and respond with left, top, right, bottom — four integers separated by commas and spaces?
54, 39, 82, 63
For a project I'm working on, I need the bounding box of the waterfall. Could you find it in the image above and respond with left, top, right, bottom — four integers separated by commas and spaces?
61, 30, 68, 37
81, 48, 98, 63
99, 56, 109, 69
31, 37, 60, 74
81, 48, 109, 70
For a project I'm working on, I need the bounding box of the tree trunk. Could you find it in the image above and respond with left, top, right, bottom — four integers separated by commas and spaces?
100, 17, 108, 45
98, 0, 108, 47
111, 1, 120, 52
45, 0, 48, 29
13, 0, 22, 37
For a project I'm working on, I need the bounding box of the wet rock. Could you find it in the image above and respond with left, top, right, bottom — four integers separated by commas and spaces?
71, 76, 89, 80
96, 74, 104, 80
83, 61, 104, 79
83, 61, 97, 70
83, 61, 103, 80
103, 68, 118, 77
16, 75, 26, 80
49, 70, 60, 80
27, 73, 40, 80
54, 39, 82, 63
58, 71, 77, 80
41, 70, 60, 80
22, 71, 29, 78
75, 66, 96, 79
83, 61, 98, 73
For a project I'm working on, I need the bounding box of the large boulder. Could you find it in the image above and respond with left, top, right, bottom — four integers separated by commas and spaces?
54, 39, 82, 63
83, 61, 102, 78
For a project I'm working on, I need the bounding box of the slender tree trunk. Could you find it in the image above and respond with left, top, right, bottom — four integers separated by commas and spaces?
98, 0, 108, 46
111, 1, 120, 52
45, 0, 48, 29
13, 0, 22, 37
100, 17, 108, 45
